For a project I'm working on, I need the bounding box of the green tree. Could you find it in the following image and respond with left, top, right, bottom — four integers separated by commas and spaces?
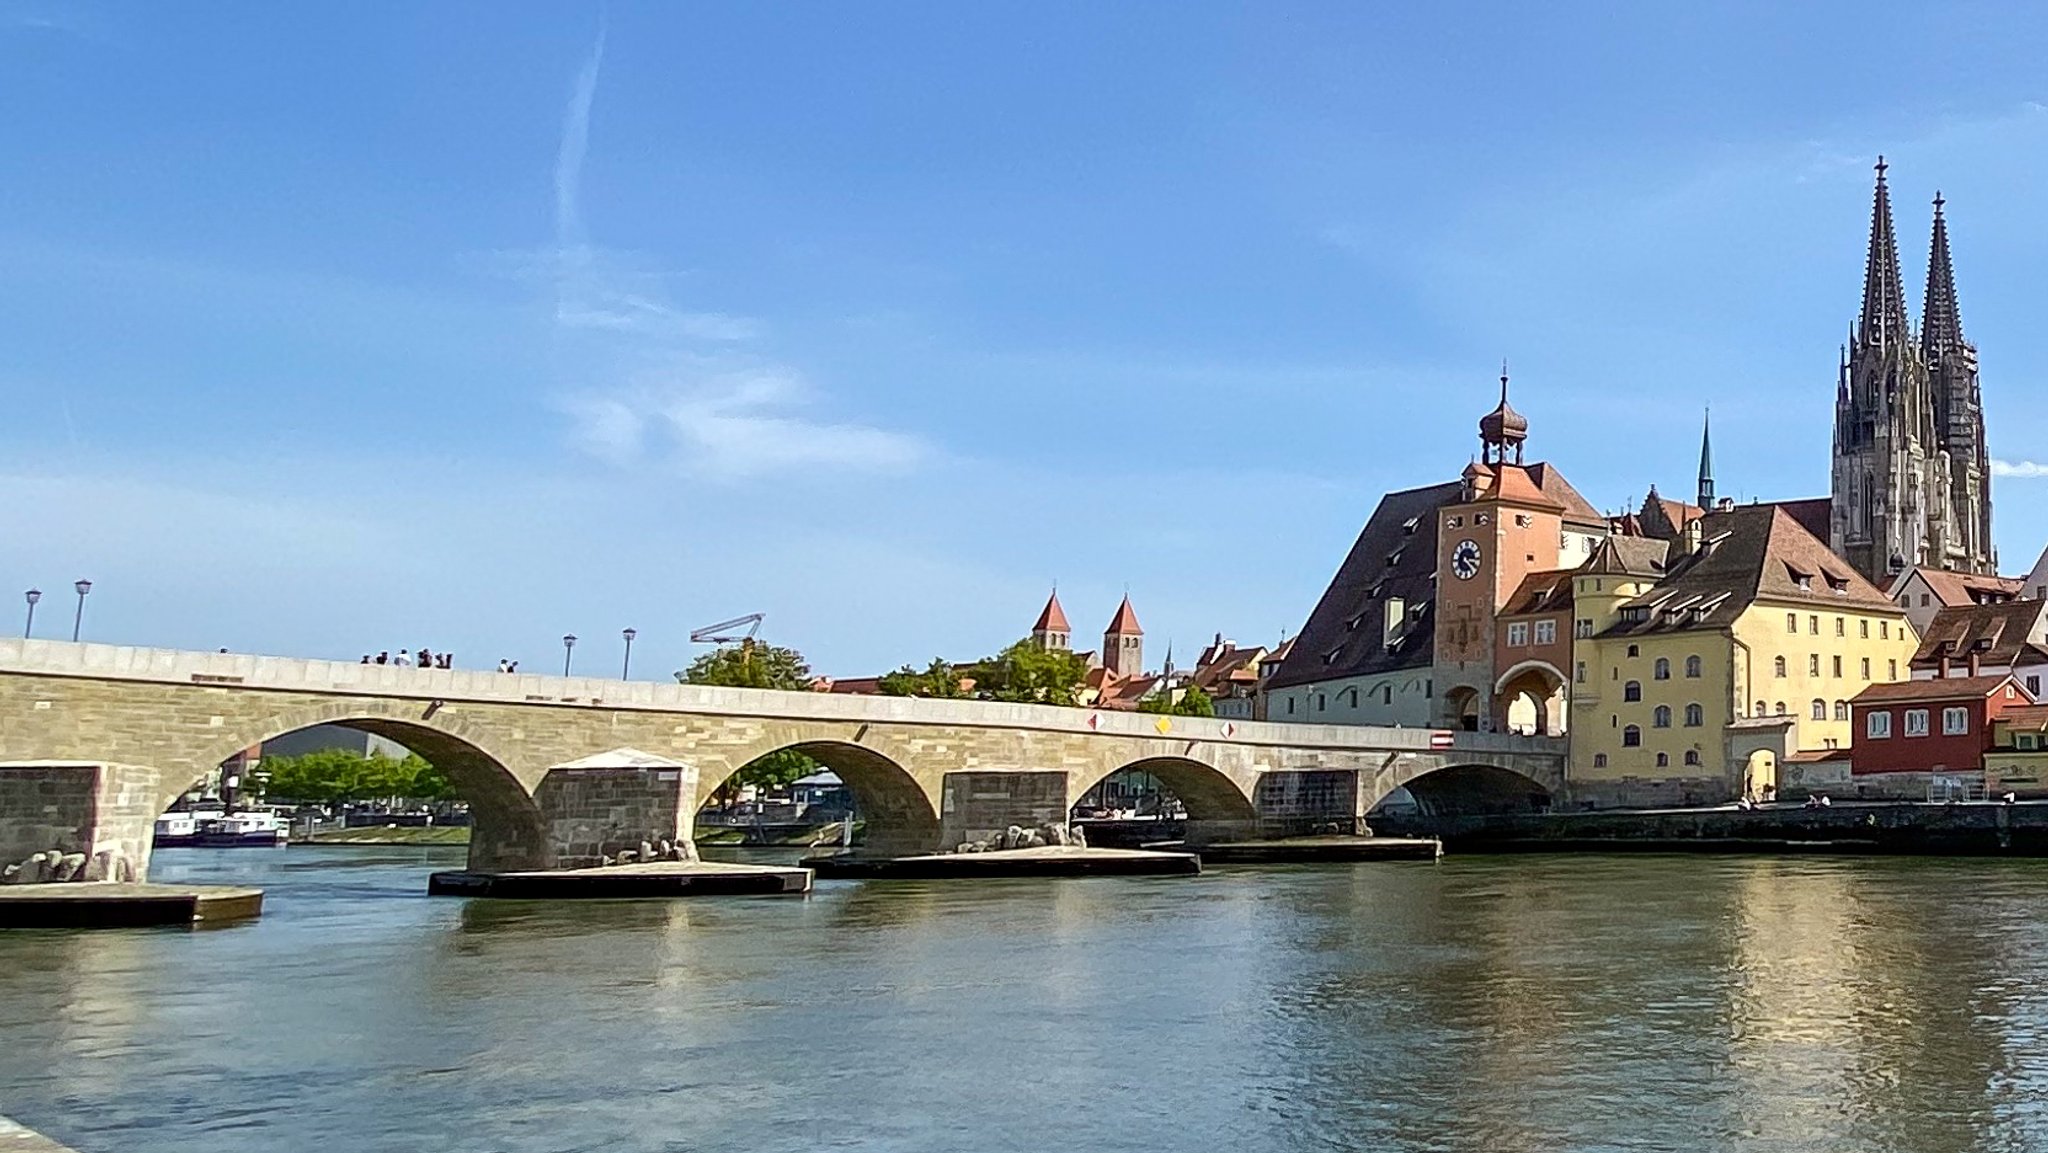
878, 658, 967, 698
1136, 684, 1216, 716
260, 749, 451, 805
682, 641, 823, 799
971, 639, 1091, 706
679, 640, 813, 691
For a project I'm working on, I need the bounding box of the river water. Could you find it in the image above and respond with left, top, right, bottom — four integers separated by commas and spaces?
6, 849, 2048, 1153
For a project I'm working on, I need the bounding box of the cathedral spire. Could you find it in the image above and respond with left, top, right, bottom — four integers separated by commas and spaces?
1858, 156, 1909, 349
1696, 408, 1714, 511
1922, 190, 1964, 354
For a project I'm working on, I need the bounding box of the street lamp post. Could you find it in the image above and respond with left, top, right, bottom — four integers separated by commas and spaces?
622, 628, 637, 680
562, 634, 577, 677
23, 589, 40, 638
71, 580, 91, 643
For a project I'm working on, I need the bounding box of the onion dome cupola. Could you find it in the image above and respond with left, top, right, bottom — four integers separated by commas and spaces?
1478, 361, 1529, 465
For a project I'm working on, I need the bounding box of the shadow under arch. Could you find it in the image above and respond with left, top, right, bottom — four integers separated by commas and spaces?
187, 709, 548, 873
708, 740, 939, 857
1399, 763, 1553, 817
1072, 756, 1257, 823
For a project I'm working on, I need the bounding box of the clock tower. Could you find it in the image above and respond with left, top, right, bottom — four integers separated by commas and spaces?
1432, 371, 1566, 730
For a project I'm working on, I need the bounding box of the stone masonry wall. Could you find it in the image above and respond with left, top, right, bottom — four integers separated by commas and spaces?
1251, 770, 1364, 838
532, 766, 697, 870
938, 772, 1068, 849
0, 765, 100, 867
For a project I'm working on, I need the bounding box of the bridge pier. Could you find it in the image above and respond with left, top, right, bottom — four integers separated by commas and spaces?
532, 763, 698, 870
936, 771, 1069, 851
0, 762, 159, 883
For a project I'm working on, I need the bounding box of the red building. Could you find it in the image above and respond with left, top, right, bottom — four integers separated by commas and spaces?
1849, 674, 2033, 777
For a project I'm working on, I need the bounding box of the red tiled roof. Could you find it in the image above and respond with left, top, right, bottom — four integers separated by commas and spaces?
1031, 590, 1071, 634
1500, 568, 1577, 616
1910, 600, 2048, 670
1850, 675, 2025, 704
1104, 594, 1143, 637
1903, 567, 2026, 608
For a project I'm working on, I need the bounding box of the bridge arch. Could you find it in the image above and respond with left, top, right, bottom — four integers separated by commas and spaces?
1391, 761, 1554, 817
704, 740, 939, 857
190, 701, 547, 872
1071, 755, 1257, 823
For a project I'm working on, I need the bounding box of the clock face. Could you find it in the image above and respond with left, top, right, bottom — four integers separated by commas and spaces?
1451, 539, 1483, 580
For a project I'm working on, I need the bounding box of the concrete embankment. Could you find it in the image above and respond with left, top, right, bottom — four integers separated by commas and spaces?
1382, 800, 2048, 855
2, 1115, 79, 1153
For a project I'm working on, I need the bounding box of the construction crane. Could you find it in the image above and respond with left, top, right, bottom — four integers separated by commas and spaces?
690, 613, 765, 645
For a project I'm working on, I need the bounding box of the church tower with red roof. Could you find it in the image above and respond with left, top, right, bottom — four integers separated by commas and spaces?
1030, 588, 1071, 650
1103, 595, 1145, 678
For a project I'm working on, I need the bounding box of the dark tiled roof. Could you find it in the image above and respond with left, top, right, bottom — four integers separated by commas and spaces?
1265, 480, 1459, 690
1604, 504, 1889, 636
1525, 462, 1605, 527
1584, 535, 1673, 577
1850, 675, 2023, 704
1768, 498, 1832, 542
1501, 568, 1577, 617
1910, 600, 2048, 670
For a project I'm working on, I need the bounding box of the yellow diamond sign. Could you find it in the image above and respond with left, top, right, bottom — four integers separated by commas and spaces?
1154, 716, 1172, 734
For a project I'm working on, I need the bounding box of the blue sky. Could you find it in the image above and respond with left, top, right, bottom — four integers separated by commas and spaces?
7, 2, 2048, 679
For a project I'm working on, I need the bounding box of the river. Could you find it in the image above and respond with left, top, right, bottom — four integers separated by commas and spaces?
5, 848, 2048, 1152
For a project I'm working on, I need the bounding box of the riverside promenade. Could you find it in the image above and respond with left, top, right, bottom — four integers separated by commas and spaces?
1384, 798, 2048, 854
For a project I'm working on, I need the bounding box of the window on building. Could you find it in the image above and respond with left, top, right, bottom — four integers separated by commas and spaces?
1654, 705, 1672, 728
1627, 644, 1640, 658
1774, 656, 1787, 678
1832, 656, 1843, 678
1811, 699, 1827, 720
1809, 615, 1820, 635
1809, 654, 1821, 676
2021, 734, 2039, 751
1684, 750, 1701, 766
1535, 620, 1556, 645
1868, 711, 1892, 738
1904, 709, 1928, 737
1575, 619, 1593, 639
1656, 752, 1670, 767
1860, 620, 1870, 639
1316, 693, 1326, 712
1888, 660, 1898, 679
1685, 655, 1702, 678
1920, 593, 1931, 607
1861, 658, 1871, 679
1286, 697, 1295, 715
1787, 613, 1798, 633
1622, 725, 1641, 747
1381, 685, 1393, 705
1594, 753, 1608, 768
1507, 622, 1529, 647
1834, 700, 1849, 721
1624, 680, 1642, 702
1654, 658, 1671, 681
1754, 699, 1767, 717
2030, 675, 2042, 697
1881, 622, 1890, 639
1944, 707, 1969, 736
1684, 703, 1703, 727
1347, 688, 1359, 708
1575, 661, 1587, 684
1774, 701, 1787, 716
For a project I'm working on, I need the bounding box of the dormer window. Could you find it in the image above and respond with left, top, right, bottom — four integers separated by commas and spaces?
1402, 516, 1419, 534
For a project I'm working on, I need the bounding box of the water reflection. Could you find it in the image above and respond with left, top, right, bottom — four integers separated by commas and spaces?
10, 851, 2048, 1151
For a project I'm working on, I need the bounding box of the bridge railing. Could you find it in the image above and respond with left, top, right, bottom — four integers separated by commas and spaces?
0, 638, 1567, 756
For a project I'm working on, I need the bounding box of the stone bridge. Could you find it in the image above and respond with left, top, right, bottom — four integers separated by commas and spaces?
0, 639, 1565, 878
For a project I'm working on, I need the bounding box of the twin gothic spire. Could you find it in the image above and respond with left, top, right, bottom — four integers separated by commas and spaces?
1857, 155, 1966, 355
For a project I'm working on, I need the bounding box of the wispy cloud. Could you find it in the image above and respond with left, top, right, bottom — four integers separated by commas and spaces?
564, 367, 928, 479
1994, 460, 2048, 478
534, 24, 924, 477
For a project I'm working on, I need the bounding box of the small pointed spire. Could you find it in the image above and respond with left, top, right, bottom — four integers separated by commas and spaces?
1858, 155, 1908, 349
1922, 189, 1964, 354
1696, 407, 1715, 510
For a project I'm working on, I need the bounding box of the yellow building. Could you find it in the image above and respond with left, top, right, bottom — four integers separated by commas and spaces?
1568, 504, 1916, 807
1986, 705, 2048, 797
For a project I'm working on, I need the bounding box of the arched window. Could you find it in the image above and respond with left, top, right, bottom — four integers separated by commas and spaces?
1811, 699, 1827, 720
1685, 655, 1702, 678
1653, 705, 1672, 728
1624, 680, 1642, 702
1754, 699, 1767, 717
1622, 725, 1642, 747
1833, 700, 1849, 721
1774, 701, 1787, 716
1627, 644, 1640, 658
1684, 703, 1703, 727
1773, 656, 1787, 678
1654, 657, 1671, 681
1656, 752, 1670, 767
1684, 750, 1701, 766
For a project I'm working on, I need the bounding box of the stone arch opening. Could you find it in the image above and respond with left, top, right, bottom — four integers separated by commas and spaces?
1399, 763, 1553, 817
1071, 756, 1255, 845
701, 741, 937, 858
1443, 686, 1483, 732
1744, 749, 1778, 801
1495, 660, 1568, 736
187, 714, 547, 873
